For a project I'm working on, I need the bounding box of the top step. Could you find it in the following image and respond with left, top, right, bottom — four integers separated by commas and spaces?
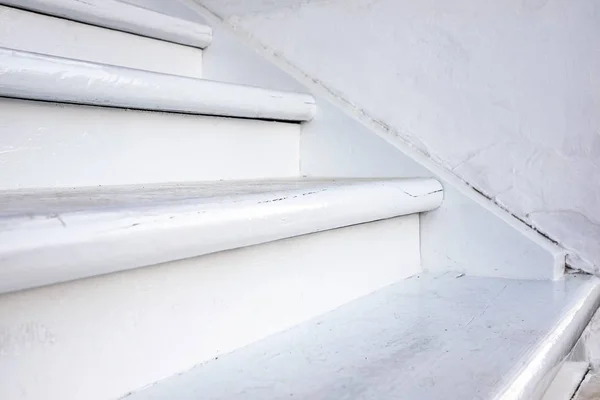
0, 0, 212, 48
0, 178, 442, 294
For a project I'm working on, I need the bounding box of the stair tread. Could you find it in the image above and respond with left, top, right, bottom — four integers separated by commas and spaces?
0, 47, 316, 121
0, 178, 439, 217
0, 178, 442, 294
0, 0, 212, 49
126, 272, 600, 400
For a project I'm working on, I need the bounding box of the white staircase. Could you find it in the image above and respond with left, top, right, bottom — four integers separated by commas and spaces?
0, 1, 597, 400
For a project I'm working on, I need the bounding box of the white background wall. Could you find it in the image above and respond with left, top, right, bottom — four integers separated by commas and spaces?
195, 0, 600, 274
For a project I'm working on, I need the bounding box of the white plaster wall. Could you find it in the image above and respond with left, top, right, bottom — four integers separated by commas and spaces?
196, 0, 600, 273
118, 0, 196, 20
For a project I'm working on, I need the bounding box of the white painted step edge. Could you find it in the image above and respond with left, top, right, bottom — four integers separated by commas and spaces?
0, 179, 442, 294
492, 275, 600, 400
0, 0, 212, 48
0, 48, 316, 122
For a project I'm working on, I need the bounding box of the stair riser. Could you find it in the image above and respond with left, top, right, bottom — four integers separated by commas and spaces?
0, 216, 419, 400
0, 5, 203, 78
0, 98, 300, 189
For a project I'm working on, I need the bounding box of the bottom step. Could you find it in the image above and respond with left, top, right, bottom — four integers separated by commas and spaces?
0, 216, 418, 400
128, 273, 600, 400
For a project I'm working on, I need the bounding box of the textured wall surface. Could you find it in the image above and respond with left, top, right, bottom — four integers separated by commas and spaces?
196, 0, 600, 273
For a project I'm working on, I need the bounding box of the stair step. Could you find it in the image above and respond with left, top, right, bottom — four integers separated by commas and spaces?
0, 218, 417, 400
0, 47, 316, 121
126, 273, 600, 400
0, 178, 440, 400
0, 0, 212, 49
0, 5, 203, 78
0, 178, 442, 294
0, 98, 301, 189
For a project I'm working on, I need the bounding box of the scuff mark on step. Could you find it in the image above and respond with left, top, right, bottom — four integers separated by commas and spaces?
258, 189, 328, 204
49, 214, 67, 228
401, 189, 442, 198
259, 196, 288, 204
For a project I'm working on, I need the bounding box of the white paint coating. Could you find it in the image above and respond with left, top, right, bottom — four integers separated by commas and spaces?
0, 216, 418, 400
0, 48, 316, 121
127, 273, 600, 400
188, 1, 565, 280
196, 0, 600, 274
0, 5, 203, 78
0, 178, 442, 293
0, 98, 300, 189
0, 0, 212, 48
